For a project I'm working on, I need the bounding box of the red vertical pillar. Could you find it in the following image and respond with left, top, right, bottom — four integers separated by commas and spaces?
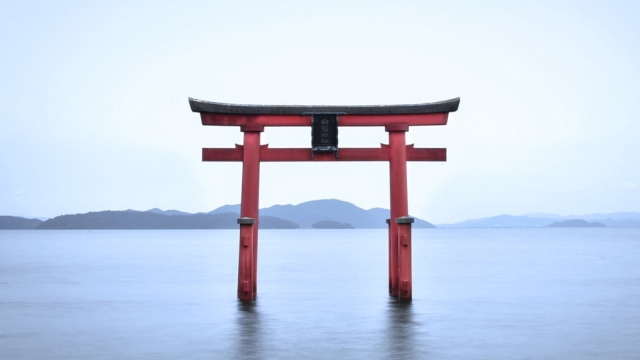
238, 125, 262, 301
396, 216, 413, 300
237, 217, 254, 301
386, 219, 391, 294
387, 124, 409, 298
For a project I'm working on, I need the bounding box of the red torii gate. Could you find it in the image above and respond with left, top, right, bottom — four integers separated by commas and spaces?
189, 97, 460, 301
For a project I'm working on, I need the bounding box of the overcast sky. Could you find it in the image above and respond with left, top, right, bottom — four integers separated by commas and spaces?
1, 0, 638, 224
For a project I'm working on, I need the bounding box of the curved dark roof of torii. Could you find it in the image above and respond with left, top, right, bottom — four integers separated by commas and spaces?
189, 97, 460, 115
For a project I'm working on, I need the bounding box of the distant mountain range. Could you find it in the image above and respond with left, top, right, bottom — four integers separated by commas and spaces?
2, 202, 638, 230
0, 199, 435, 230
437, 212, 640, 228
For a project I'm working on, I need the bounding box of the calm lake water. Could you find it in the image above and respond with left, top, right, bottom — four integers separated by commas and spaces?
1, 228, 639, 359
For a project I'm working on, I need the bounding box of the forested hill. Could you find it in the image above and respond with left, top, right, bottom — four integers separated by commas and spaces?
210, 199, 436, 229
0, 216, 43, 229
36, 211, 299, 229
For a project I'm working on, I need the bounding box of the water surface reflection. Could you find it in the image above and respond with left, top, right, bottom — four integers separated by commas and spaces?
386, 299, 426, 357
3, 229, 636, 359
235, 301, 263, 359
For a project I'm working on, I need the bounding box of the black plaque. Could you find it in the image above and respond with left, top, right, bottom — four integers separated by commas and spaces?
311, 114, 338, 158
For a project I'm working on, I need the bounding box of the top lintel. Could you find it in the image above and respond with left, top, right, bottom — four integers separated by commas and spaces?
189, 98, 460, 116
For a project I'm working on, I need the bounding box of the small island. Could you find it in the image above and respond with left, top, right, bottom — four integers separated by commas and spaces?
547, 219, 606, 228
311, 220, 354, 229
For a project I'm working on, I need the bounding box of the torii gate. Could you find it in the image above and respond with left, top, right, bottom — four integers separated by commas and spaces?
189, 97, 460, 301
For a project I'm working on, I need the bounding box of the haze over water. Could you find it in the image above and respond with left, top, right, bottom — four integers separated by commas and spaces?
1, 228, 639, 359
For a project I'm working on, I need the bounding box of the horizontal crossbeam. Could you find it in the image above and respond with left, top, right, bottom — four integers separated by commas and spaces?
202, 144, 446, 162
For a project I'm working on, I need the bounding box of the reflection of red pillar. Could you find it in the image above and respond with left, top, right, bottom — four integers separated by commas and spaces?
238, 126, 262, 301
387, 124, 408, 298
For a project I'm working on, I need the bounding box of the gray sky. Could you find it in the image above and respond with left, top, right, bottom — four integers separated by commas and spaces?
1, 0, 638, 224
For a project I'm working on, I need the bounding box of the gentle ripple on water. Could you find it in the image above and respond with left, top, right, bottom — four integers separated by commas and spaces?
0, 228, 639, 359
